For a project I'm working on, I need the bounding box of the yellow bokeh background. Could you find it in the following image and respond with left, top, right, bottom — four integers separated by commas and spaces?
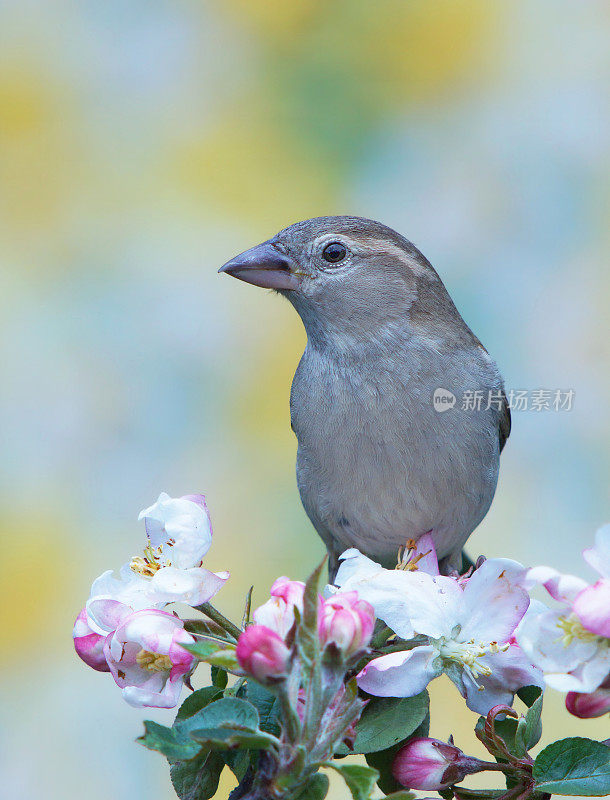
1, 1, 608, 798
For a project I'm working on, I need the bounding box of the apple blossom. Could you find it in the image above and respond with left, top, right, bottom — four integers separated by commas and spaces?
236, 624, 291, 683
318, 591, 375, 658
104, 609, 196, 708
252, 577, 308, 637
137, 492, 212, 570
352, 557, 541, 714
73, 608, 110, 671
516, 524, 610, 694
392, 737, 485, 790
566, 675, 610, 718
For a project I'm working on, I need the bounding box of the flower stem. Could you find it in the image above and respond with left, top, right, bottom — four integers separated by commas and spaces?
195, 602, 243, 641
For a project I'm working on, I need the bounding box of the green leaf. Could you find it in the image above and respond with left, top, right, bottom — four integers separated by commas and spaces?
186, 697, 260, 731
245, 681, 282, 737
181, 641, 238, 671
337, 692, 429, 755
139, 697, 263, 762
175, 687, 223, 721
383, 793, 416, 800
190, 726, 276, 750
326, 763, 379, 800
298, 558, 325, 663
365, 713, 429, 795
224, 748, 250, 782
517, 684, 542, 708
138, 720, 201, 762
170, 750, 225, 800
515, 693, 543, 755
206, 649, 239, 670
211, 665, 228, 690
293, 772, 329, 800
181, 640, 224, 661
533, 737, 610, 795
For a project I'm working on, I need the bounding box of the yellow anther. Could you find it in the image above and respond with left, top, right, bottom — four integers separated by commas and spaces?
130, 542, 170, 577
557, 614, 602, 647
136, 649, 172, 672
396, 539, 432, 571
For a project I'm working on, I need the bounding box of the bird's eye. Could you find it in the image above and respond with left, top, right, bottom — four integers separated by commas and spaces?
322, 242, 347, 264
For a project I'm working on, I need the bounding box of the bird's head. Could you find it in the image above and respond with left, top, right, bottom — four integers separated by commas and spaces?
219, 216, 450, 351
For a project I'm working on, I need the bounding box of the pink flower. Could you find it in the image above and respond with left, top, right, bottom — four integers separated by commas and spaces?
104, 609, 196, 708
318, 591, 375, 657
566, 675, 610, 718
253, 577, 310, 638
393, 737, 483, 790
236, 624, 291, 683
517, 525, 610, 695
73, 608, 110, 672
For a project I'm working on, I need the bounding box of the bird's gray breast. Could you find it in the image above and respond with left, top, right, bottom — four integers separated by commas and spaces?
290, 343, 501, 567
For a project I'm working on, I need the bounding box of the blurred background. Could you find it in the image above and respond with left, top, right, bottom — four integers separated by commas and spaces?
1, 1, 608, 798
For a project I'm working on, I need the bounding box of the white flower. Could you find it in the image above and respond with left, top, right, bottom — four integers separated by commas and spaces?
516, 524, 610, 694
345, 555, 541, 714
137, 492, 212, 570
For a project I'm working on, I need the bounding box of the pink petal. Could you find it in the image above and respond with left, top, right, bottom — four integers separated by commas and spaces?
573, 580, 610, 637
526, 566, 588, 604
566, 683, 610, 718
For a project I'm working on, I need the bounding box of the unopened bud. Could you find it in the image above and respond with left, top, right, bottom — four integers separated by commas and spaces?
393, 737, 483, 790
566, 677, 610, 718
236, 624, 291, 683
318, 591, 375, 658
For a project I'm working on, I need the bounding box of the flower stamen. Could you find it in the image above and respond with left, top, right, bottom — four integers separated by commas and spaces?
130, 542, 169, 577
396, 539, 432, 571
556, 613, 605, 647
136, 649, 172, 672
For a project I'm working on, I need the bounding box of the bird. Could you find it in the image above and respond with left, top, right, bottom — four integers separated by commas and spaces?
219, 216, 510, 577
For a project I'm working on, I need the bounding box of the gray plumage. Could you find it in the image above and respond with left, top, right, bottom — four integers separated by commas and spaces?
220, 216, 510, 575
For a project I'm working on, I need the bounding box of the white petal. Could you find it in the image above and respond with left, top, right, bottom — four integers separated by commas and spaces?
334, 549, 385, 587
357, 646, 440, 697
149, 566, 228, 606
459, 559, 529, 643
138, 493, 212, 568
583, 524, 610, 578
545, 650, 610, 693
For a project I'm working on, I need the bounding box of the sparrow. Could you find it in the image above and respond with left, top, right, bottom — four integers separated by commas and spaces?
219, 216, 510, 576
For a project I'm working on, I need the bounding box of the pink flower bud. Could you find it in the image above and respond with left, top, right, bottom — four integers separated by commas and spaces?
566, 676, 610, 718
73, 608, 110, 672
318, 591, 375, 657
270, 577, 306, 607
393, 738, 482, 790
236, 624, 291, 683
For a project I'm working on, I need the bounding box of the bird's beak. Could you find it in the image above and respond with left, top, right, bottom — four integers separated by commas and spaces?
218, 241, 301, 291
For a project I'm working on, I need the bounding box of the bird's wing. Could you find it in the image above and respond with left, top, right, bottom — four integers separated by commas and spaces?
499, 388, 511, 452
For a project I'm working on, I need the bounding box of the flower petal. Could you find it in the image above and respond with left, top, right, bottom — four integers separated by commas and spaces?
459, 559, 529, 643
149, 566, 229, 606
516, 604, 599, 673
583, 524, 610, 578
455, 644, 544, 716
566, 678, 610, 718
573, 580, 610, 638
357, 646, 440, 697
524, 566, 588, 604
